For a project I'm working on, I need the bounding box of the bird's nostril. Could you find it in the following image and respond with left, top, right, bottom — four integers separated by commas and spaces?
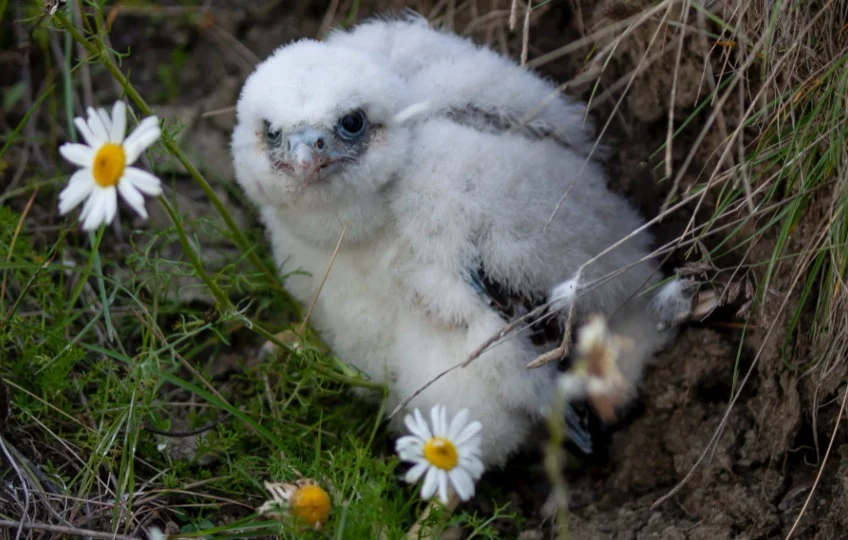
315, 138, 325, 150
286, 140, 292, 152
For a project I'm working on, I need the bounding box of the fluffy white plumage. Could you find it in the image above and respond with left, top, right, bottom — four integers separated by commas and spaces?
325, 14, 596, 157
231, 16, 688, 467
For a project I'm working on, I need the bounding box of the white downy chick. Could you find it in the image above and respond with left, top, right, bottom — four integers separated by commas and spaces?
231, 19, 689, 467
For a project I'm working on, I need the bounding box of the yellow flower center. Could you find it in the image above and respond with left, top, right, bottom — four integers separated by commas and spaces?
423, 437, 459, 470
92, 143, 126, 187
290, 484, 331, 526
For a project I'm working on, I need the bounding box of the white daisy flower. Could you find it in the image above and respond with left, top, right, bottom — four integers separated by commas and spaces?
395, 405, 484, 504
58, 101, 162, 230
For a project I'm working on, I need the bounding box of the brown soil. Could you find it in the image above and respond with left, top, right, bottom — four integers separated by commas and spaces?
521, 2, 847, 538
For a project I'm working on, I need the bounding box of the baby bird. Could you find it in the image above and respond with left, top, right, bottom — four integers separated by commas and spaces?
231, 16, 686, 467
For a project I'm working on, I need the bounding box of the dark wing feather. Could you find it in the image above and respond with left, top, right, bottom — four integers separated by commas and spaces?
468, 265, 569, 349
445, 104, 595, 157
467, 264, 599, 454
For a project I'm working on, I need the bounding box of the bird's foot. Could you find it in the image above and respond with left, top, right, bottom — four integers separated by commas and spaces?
405, 491, 461, 539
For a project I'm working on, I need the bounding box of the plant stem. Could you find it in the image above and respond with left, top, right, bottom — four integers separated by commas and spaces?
51, 10, 385, 392
53, 11, 299, 318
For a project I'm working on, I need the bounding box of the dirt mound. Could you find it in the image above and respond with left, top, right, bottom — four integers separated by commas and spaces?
516, 1, 848, 537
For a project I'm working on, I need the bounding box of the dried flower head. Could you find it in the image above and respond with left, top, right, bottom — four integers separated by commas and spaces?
258, 479, 332, 530
558, 314, 633, 422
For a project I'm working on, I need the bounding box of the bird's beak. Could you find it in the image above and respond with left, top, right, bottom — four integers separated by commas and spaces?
286, 128, 330, 185
291, 144, 317, 182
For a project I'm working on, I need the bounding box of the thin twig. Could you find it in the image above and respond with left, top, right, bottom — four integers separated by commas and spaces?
664, 1, 688, 203
784, 383, 848, 538
508, 0, 519, 31
318, 0, 341, 38
520, 1, 531, 66
201, 105, 236, 118
0, 437, 30, 540
547, 2, 677, 228
298, 223, 349, 335
0, 519, 140, 540
0, 190, 37, 303
525, 290, 578, 368
527, 0, 675, 69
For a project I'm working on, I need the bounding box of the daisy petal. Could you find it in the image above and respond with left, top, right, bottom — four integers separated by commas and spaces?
96, 108, 115, 142
406, 409, 431, 441
79, 189, 95, 222
420, 467, 439, 500
59, 143, 95, 168
459, 454, 485, 479
448, 468, 475, 501
447, 409, 469, 441
453, 420, 482, 446
430, 405, 444, 437
58, 170, 94, 215
395, 435, 422, 450
102, 187, 118, 225
395, 436, 424, 458
437, 469, 449, 504
123, 117, 161, 163
111, 101, 127, 143
87, 107, 110, 143
460, 439, 483, 462
81, 189, 107, 230
398, 449, 424, 462
123, 167, 162, 196
118, 179, 148, 219
74, 117, 103, 147
404, 460, 430, 484
439, 406, 449, 437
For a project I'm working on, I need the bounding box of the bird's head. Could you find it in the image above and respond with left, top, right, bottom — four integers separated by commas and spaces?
232, 40, 412, 244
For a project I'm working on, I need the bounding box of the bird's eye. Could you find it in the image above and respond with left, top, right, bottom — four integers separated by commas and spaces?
264, 120, 283, 147
337, 110, 367, 140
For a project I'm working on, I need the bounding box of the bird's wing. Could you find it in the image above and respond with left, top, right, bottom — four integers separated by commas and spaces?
467, 263, 596, 454
467, 264, 567, 350
443, 104, 592, 158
